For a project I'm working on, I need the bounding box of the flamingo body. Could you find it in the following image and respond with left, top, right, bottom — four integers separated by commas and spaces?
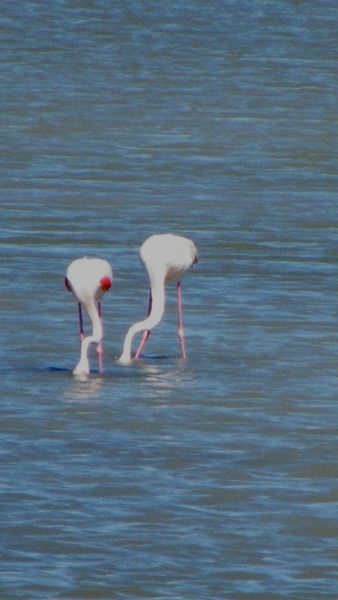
65, 257, 113, 375
119, 234, 197, 364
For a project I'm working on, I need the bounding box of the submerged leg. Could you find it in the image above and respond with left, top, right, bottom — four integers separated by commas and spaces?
135, 292, 152, 359
177, 281, 186, 358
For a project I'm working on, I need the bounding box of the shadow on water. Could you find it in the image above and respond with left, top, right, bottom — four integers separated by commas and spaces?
44, 366, 69, 372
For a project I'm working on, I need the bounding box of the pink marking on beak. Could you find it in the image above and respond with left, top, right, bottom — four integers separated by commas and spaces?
100, 276, 112, 292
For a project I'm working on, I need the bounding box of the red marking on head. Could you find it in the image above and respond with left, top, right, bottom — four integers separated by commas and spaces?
100, 276, 112, 292
193, 254, 198, 265
64, 276, 72, 292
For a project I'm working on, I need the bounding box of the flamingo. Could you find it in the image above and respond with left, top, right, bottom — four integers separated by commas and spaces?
65, 257, 113, 375
119, 233, 198, 364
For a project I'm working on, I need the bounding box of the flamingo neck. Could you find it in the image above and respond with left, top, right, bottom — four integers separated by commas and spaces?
119, 271, 166, 364
73, 301, 102, 375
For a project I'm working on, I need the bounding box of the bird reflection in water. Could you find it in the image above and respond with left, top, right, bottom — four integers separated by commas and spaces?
63, 374, 103, 403
138, 360, 190, 400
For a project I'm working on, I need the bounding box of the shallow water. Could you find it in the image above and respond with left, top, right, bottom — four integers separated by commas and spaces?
1, 1, 338, 598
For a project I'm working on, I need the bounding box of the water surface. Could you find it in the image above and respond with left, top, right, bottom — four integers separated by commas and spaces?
1, 1, 338, 598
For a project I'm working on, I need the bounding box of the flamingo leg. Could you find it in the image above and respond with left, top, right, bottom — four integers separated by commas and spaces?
96, 343, 103, 373
96, 302, 103, 373
135, 292, 152, 359
177, 281, 186, 358
78, 303, 84, 341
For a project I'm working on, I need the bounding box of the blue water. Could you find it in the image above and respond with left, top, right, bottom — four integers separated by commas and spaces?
1, 1, 338, 598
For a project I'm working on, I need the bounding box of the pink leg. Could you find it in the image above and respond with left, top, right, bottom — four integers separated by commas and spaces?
177, 281, 186, 358
135, 330, 151, 359
97, 342, 103, 373
135, 292, 152, 359
97, 302, 103, 372
78, 303, 84, 341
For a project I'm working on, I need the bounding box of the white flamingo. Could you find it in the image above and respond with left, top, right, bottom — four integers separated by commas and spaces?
65, 257, 113, 375
119, 234, 198, 364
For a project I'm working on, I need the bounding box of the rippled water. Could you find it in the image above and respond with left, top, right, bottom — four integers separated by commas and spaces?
1, 1, 338, 598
